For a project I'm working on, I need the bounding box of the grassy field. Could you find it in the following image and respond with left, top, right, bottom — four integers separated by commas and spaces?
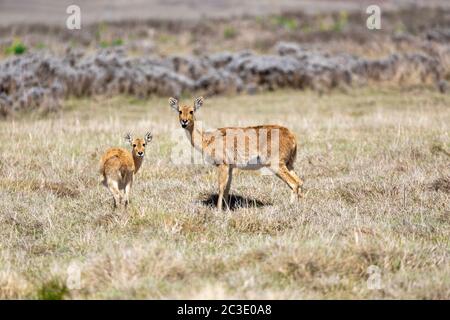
0, 88, 449, 299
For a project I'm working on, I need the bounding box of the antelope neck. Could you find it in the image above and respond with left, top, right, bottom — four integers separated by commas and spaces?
132, 152, 144, 173
185, 121, 204, 151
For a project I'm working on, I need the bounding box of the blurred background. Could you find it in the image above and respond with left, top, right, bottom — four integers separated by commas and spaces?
0, 0, 449, 115
1, 0, 448, 24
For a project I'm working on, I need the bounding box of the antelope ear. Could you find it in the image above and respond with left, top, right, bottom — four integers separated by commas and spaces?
145, 132, 153, 143
194, 96, 204, 111
124, 132, 133, 145
169, 97, 179, 111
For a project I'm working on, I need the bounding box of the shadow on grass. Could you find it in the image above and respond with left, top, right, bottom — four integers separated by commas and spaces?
200, 193, 271, 211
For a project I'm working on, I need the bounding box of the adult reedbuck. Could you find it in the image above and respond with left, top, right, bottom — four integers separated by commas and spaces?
100, 132, 152, 208
169, 97, 303, 210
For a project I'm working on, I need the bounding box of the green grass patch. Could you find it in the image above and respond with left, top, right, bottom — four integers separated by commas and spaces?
5, 39, 27, 55
100, 38, 124, 48
271, 16, 298, 31
223, 26, 238, 39
36, 279, 69, 300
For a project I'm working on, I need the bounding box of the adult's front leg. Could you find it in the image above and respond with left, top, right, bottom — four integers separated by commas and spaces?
223, 166, 233, 209
217, 164, 230, 211
272, 164, 300, 203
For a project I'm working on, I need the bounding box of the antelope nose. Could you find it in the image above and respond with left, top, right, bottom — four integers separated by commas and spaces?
138, 151, 144, 156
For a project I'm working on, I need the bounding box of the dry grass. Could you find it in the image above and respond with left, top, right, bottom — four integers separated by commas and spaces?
0, 88, 449, 299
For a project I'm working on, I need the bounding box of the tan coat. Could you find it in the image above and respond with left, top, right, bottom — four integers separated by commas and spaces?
99, 133, 152, 208
170, 97, 302, 210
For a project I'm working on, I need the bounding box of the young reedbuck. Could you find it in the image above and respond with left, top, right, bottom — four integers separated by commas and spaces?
100, 132, 152, 208
169, 97, 303, 210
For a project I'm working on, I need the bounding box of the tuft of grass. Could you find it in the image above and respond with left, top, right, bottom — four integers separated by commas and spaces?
35, 42, 46, 50
301, 24, 312, 34
95, 22, 108, 41
254, 16, 265, 26
111, 38, 124, 46
318, 12, 348, 33
100, 38, 124, 48
430, 176, 450, 193
223, 26, 238, 39
157, 33, 176, 44
394, 22, 407, 34
319, 16, 334, 32
430, 143, 450, 157
95, 23, 124, 48
271, 16, 298, 31
333, 11, 349, 32
36, 280, 69, 300
5, 39, 27, 55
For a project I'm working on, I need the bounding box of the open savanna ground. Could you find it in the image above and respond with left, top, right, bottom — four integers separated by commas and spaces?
0, 88, 449, 299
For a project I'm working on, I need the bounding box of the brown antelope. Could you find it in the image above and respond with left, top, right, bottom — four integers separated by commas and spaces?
100, 132, 152, 208
169, 97, 303, 210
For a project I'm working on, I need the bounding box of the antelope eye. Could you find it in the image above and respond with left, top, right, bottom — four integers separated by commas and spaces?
179, 111, 182, 115
143, 143, 146, 147
189, 111, 193, 115
133, 144, 136, 147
